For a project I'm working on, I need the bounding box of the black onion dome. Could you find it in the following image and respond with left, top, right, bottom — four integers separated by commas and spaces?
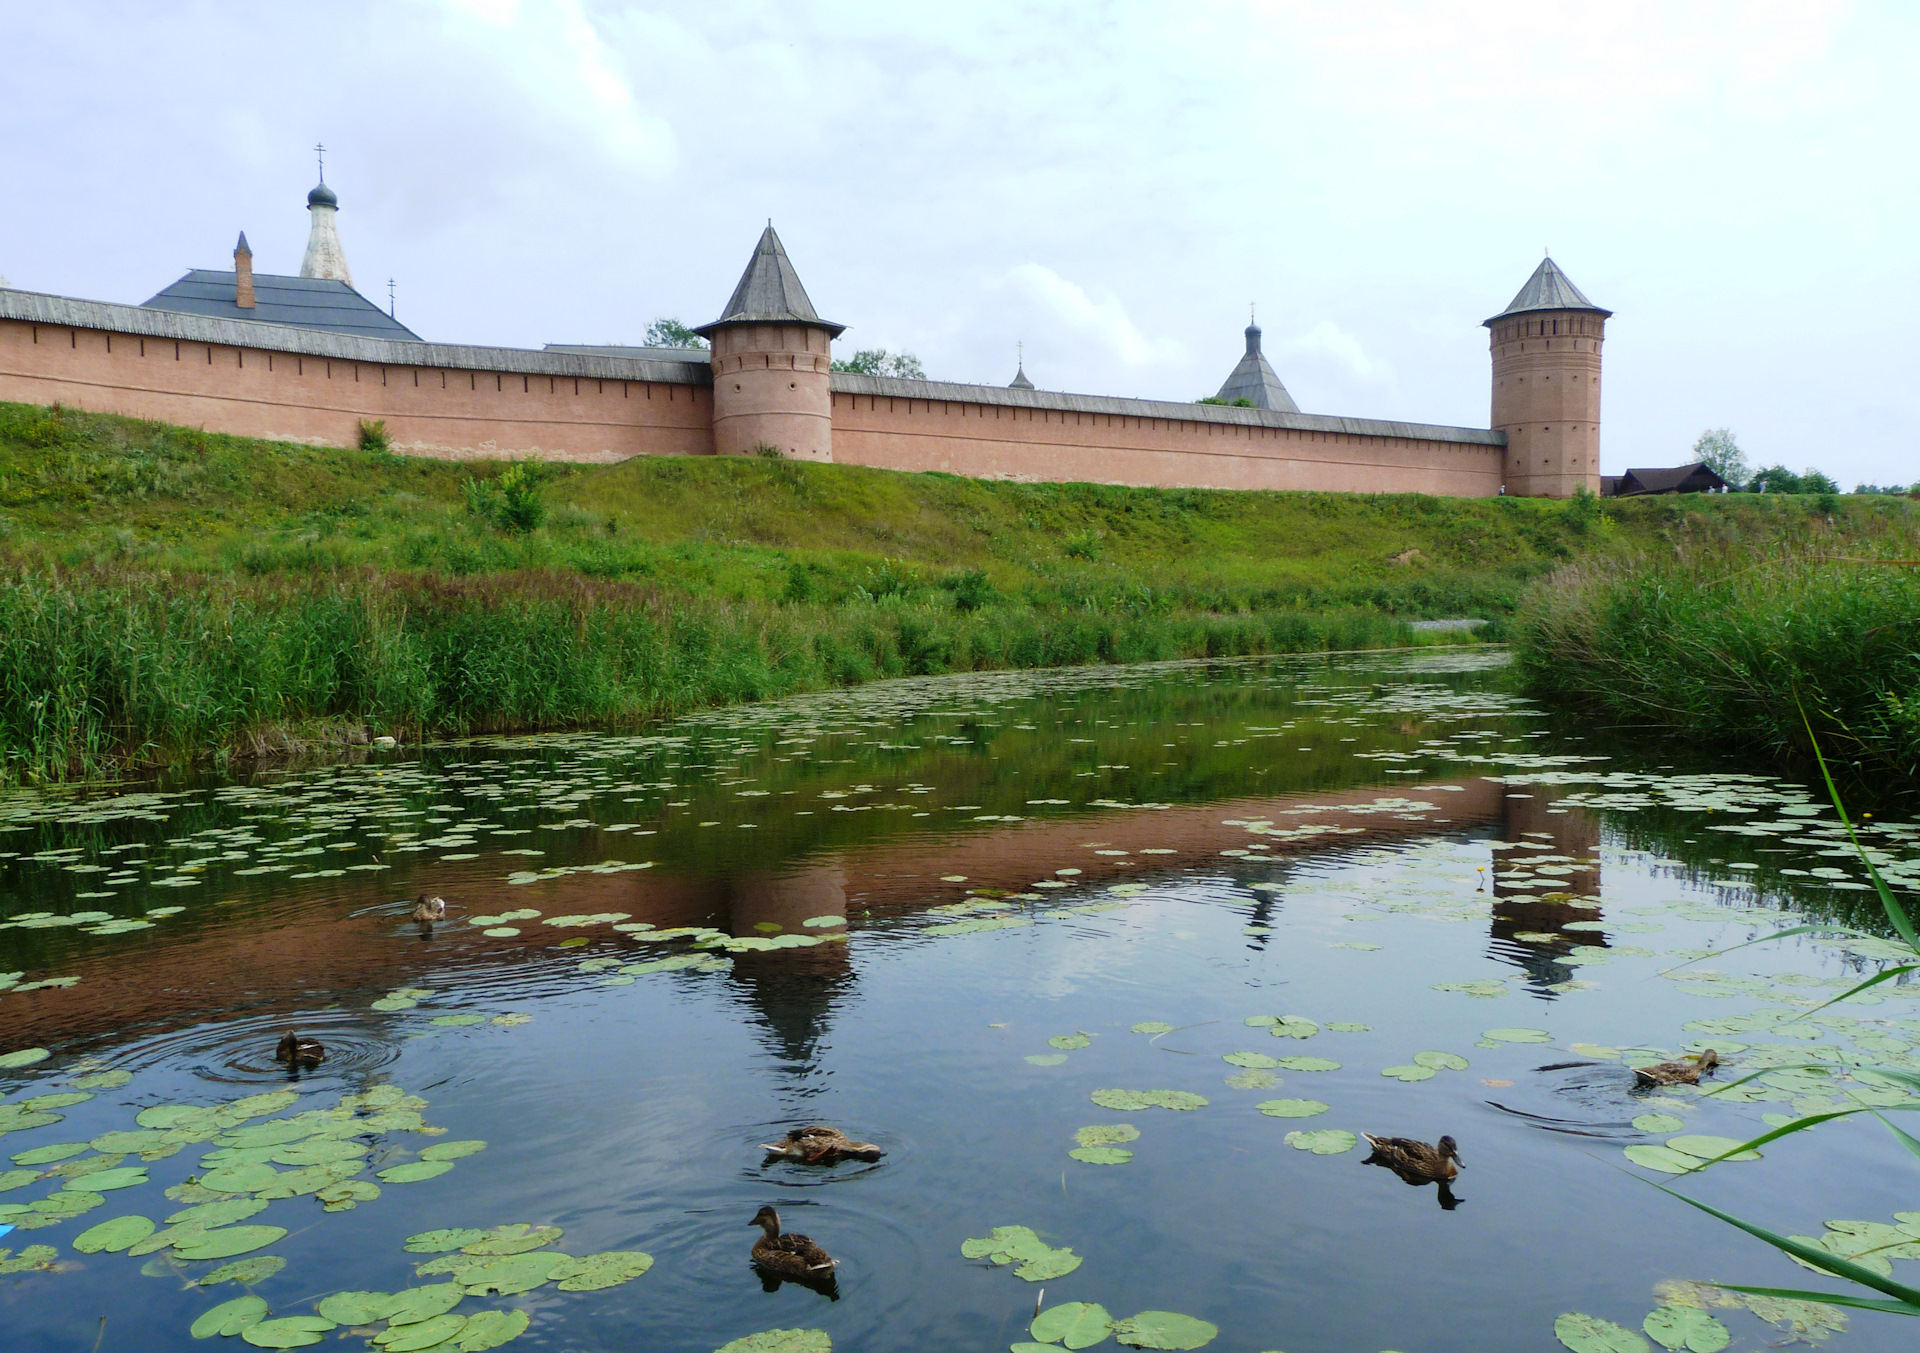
307, 180, 338, 209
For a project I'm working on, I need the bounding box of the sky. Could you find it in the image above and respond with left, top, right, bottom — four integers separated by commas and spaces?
1, 0, 1914, 484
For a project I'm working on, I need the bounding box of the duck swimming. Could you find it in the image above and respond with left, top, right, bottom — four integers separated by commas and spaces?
1361, 1133, 1463, 1183
750, 1206, 836, 1281
759, 1125, 884, 1164
274, 1031, 324, 1068
411, 895, 447, 925
1633, 1048, 1719, 1087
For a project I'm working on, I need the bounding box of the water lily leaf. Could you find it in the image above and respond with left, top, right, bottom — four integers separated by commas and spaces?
1267, 1017, 1320, 1039
33, 1188, 106, 1215
1025, 1054, 1070, 1066
962, 1225, 1048, 1262
190, 1295, 269, 1339
386, 1284, 465, 1325
378, 1315, 467, 1351
1632, 1114, 1686, 1134
71, 1069, 133, 1090
241, 1316, 335, 1348
271, 1139, 364, 1167
1256, 1099, 1328, 1118
197, 1256, 285, 1287
1130, 1023, 1175, 1035
378, 1160, 454, 1184
1643, 1305, 1731, 1353
0, 1049, 50, 1069
174, 1225, 287, 1260
25, 1093, 91, 1111
316, 1291, 401, 1324
1068, 1147, 1133, 1165
137, 1105, 217, 1131
1273, 1058, 1339, 1072
1283, 1129, 1357, 1155
1382, 1065, 1436, 1082
406, 1229, 487, 1254
1222, 1053, 1280, 1069
1032, 1301, 1113, 1348
461, 1223, 562, 1256
0, 1109, 62, 1133
712, 1332, 831, 1353
1555, 1313, 1651, 1353
417, 1140, 486, 1163
201, 1164, 281, 1195
67, 1166, 146, 1191
319, 1180, 381, 1212
1110, 1311, 1218, 1349
1089, 1090, 1207, 1111
73, 1214, 155, 1253
1049, 1034, 1092, 1051
1325, 1022, 1372, 1032
1073, 1125, 1140, 1148
225, 1092, 299, 1121
0, 1168, 42, 1191
0, 1243, 59, 1272
428, 1015, 486, 1028
13, 1142, 89, 1166
460, 1252, 556, 1296
549, 1250, 654, 1290
1484, 1028, 1555, 1044
1223, 1069, 1279, 1090
1015, 1248, 1083, 1281
1414, 1051, 1470, 1071
1664, 1136, 1760, 1162
454, 1309, 530, 1351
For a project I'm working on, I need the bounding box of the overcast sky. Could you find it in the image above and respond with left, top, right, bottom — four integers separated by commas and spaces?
3, 1, 1914, 483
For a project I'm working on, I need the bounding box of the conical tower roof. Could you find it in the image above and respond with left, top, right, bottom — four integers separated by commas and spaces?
1214, 323, 1299, 412
697, 224, 844, 338
1009, 359, 1034, 390
1484, 256, 1610, 326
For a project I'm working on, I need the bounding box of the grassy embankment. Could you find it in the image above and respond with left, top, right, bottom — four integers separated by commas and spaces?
1514, 505, 1920, 782
0, 398, 1899, 781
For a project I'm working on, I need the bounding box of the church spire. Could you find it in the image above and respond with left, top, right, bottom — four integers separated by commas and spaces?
299, 145, 352, 285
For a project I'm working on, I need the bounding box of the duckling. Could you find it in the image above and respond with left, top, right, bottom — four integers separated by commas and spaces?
274, 1031, 324, 1068
1633, 1048, 1719, 1087
759, 1125, 884, 1164
411, 895, 447, 925
1361, 1133, 1463, 1182
749, 1206, 836, 1280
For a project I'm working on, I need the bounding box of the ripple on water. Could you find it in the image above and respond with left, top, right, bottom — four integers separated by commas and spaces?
109, 1010, 405, 1087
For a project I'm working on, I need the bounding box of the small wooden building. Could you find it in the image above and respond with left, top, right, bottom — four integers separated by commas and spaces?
1602, 463, 1731, 497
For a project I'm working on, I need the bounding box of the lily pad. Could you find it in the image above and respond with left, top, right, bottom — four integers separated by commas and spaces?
460, 1252, 557, 1296
197, 1256, 285, 1287
25, 1093, 91, 1111
241, 1316, 335, 1348
1223, 1070, 1279, 1090
0, 1049, 50, 1070
454, 1309, 530, 1351
1016, 1247, 1084, 1281
1283, 1129, 1357, 1155
1325, 1022, 1372, 1032
405, 1228, 488, 1253
1089, 1090, 1208, 1112
1623, 1145, 1699, 1175
419, 1141, 487, 1163
67, 1166, 146, 1192
1130, 1023, 1175, 1035
549, 1249, 654, 1290
1068, 1147, 1133, 1165
190, 1295, 269, 1339
1073, 1125, 1140, 1148
379, 1315, 468, 1352
1256, 1099, 1328, 1118
73, 1214, 155, 1253
1643, 1305, 1731, 1353
1110, 1311, 1218, 1349
713, 1333, 831, 1353
1414, 1051, 1470, 1071
378, 1160, 454, 1184
1025, 1055, 1070, 1067
174, 1225, 287, 1260
462, 1223, 562, 1256
1222, 1052, 1280, 1069
1049, 1034, 1093, 1051
1665, 1136, 1761, 1163
386, 1284, 465, 1325
316, 1291, 401, 1324
13, 1142, 89, 1166
1555, 1312, 1651, 1353
201, 1164, 281, 1195
1382, 1065, 1436, 1082
428, 1015, 486, 1028
318, 1180, 381, 1212
1033, 1301, 1114, 1349
1267, 1017, 1320, 1039
1483, 1028, 1555, 1044
71, 1069, 133, 1090
1272, 1057, 1339, 1072
1632, 1114, 1686, 1134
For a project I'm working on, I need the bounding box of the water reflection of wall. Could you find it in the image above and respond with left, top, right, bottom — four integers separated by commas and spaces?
1489, 788, 1604, 987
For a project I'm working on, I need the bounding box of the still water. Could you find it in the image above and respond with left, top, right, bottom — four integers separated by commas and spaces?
2, 650, 1918, 1353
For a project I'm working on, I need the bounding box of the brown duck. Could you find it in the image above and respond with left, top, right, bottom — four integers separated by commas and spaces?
411, 895, 448, 925
1633, 1049, 1719, 1087
750, 1206, 836, 1279
1361, 1133, 1463, 1182
759, 1126, 884, 1164
274, 1031, 324, 1068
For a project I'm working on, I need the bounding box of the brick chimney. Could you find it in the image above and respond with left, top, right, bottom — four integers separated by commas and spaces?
234, 231, 256, 309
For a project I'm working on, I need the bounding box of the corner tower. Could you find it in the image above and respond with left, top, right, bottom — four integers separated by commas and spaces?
695, 225, 844, 461
1485, 257, 1609, 497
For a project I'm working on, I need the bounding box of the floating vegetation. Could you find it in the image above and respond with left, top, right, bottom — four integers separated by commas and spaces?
1033, 1301, 1113, 1348
1283, 1129, 1358, 1155
713, 1332, 830, 1353
1110, 1310, 1219, 1349
1089, 1090, 1208, 1112
961, 1224, 1083, 1281
1256, 1099, 1328, 1118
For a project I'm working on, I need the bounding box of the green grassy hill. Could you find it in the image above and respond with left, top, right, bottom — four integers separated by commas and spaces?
0, 398, 1906, 780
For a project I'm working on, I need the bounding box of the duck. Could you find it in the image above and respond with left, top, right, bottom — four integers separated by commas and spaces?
411, 895, 447, 925
1633, 1048, 1719, 1087
1361, 1133, 1463, 1182
749, 1206, 837, 1280
274, 1031, 325, 1068
759, 1125, 884, 1164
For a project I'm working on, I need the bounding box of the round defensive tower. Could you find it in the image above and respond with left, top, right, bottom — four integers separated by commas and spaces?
695, 225, 844, 461
1485, 257, 1610, 498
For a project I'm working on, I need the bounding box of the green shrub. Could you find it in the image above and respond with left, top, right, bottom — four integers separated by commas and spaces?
464, 462, 549, 534
357, 418, 392, 454
947, 567, 994, 612
1064, 529, 1103, 561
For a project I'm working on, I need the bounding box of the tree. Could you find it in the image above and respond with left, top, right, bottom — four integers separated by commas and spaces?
644, 318, 707, 350
830, 349, 926, 379
1748, 465, 1803, 493
1691, 428, 1748, 486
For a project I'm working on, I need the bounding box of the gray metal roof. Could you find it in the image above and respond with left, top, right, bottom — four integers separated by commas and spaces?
308, 180, 338, 209
0, 287, 710, 384
235, 231, 251, 255
1484, 256, 1611, 325
1213, 323, 1300, 413
696, 225, 845, 338
1008, 362, 1034, 390
544, 343, 710, 362
143, 271, 421, 340
830, 372, 1503, 447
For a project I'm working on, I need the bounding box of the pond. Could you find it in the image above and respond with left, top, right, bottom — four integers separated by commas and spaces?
2, 649, 1918, 1353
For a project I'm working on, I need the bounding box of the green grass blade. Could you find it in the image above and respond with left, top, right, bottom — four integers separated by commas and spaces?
1868, 1109, 1920, 1163
1714, 1283, 1920, 1316
1800, 699, 1920, 950
1789, 965, 1920, 1022
1638, 1176, 1920, 1305
1655, 926, 1858, 976
1668, 1109, 1870, 1169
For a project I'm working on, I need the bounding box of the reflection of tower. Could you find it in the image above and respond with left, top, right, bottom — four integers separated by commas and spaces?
1486, 256, 1609, 498
1488, 789, 1604, 991
722, 861, 853, 1066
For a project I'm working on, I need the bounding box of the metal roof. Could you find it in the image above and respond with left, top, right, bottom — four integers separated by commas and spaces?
543, 343, 710, 362
1213, 323, 1300, 413
143, 271, 421, 340
1614, 463, 1728, 496
308, 180, 338, 209
696, 225, 845, 338
1484, 257, 1611, 325
1008, 362, 1034, 390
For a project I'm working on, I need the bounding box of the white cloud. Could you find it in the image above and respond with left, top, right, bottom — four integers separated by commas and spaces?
993, 264, 1183, 370
1281, 322, 1391, 388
